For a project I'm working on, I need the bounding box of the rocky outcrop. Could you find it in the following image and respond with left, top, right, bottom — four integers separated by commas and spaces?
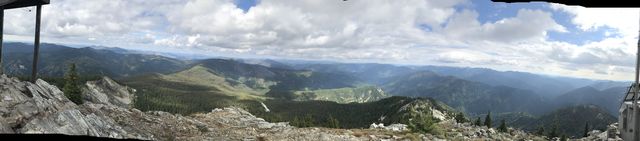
0, 75, 549, 140
439, 121, 546, 140
576, 123, 622, 141
394, 97, 455, 122
82, 77, 135, 108
0, 75, 148, 139
0, 75, 382, 140
369, 123, 409, 132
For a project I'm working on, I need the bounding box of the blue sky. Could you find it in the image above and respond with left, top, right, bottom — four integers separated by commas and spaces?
466, 0, 615, 45
234, 0, 259, 12
2, 0, 639, 80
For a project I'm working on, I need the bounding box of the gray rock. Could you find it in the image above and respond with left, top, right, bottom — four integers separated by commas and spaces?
385, 124, 408, 132
578, 123, 623, 141
488, 128, 496, 134
0, 75, 150, 139
82, 77, 135, 108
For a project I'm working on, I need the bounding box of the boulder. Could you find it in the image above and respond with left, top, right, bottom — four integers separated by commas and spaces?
82, 77, 135, 108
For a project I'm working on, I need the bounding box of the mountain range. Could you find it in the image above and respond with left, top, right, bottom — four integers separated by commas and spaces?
0, 42, 629, 137
2, 42, 189, 78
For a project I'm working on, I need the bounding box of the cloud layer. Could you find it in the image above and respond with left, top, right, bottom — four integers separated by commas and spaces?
3, 0, 639, 80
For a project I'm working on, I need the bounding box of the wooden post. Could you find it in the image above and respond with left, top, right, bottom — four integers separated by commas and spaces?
31, 5, 42, 82
0, 7, 3, 75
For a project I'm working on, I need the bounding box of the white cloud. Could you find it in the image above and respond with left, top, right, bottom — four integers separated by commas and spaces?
540, 4, 640, 80
164, 0, 478, 50
2, 0, 638, 80
4, 0, 185, 44
442, 9, 566, 43
549, 3, 639, 37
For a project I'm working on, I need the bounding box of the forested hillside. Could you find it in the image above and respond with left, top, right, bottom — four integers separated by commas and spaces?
4, 43, 625, 138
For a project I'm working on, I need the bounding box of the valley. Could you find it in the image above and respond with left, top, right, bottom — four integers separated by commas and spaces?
0, 43, 628, 138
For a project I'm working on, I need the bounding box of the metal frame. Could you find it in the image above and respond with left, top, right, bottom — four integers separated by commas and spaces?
0, 6, 3, 75
619, 10, 640, 141
0, 0, 49, 82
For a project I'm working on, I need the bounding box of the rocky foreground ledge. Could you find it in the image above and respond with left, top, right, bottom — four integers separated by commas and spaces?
0, 75, 561, 140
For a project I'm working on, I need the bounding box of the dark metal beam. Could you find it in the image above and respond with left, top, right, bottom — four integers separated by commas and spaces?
0, 6, 3, 75
0, 0, 49, 10
491, 0, 640, 8
31, 4, 40, 82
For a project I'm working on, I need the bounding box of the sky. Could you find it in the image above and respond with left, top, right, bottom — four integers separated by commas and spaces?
2, 0, 640, 81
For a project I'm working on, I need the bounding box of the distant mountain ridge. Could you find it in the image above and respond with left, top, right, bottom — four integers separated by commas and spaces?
2, 42, 189, 78
196, 59, 362, 91
289, 63, 416, 85
289, 62, 628, 98
0, 42, 629, 138
512, 105, 617, 137
421, 66, 594, 98
554, 86, 626, 116
383, 71, 550, 115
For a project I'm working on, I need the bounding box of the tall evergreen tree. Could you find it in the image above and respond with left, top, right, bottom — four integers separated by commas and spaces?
407, 110, 437, 134
535, 126, 545, 135
327, 114, 340, 128
498, 119, 507, 132
454, 112, 467, 123
291, 116, 301, 127
474, 117, 482, 126
548, 125, 559, 138
583, 122, 590, 137
484, 111, 492, 128
63, 63, 82, 104
303, 114, 315, 127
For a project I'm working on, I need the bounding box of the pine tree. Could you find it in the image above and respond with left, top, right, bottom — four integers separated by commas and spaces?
407, 110, 437, 134
583, 121, 590, 137
484, 111, 492, 128
63, 63, 83, 104
303, 114, 315, 127
560, 134, 567, 141
498, 119, 507, 132
474, 117, 482, 126
548, 125, 559, 138
327, 114, 340, 128
291, 116, 301, 127
454, 112, 467, 123
535, 126, 545, 135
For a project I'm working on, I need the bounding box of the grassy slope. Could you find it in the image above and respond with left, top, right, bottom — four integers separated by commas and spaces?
293, 86, 389, 103
159, 65, 267, 100
120, 65, 455, 129
121, 65, 269, 114
124, 70, 455, 129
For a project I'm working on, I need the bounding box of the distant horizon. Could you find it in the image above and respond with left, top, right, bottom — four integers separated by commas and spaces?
2, 41, 631, 82
0, 1, 629, 140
